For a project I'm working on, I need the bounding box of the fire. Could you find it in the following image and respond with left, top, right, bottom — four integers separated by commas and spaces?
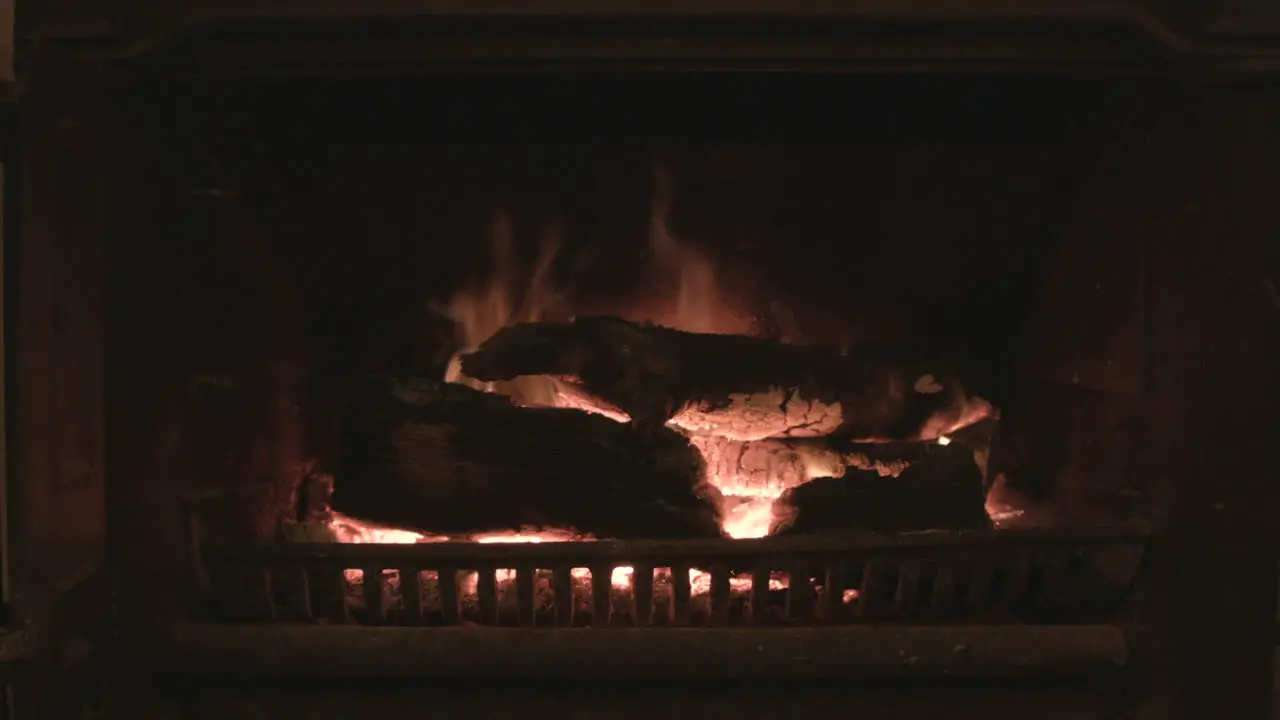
645, 159, 756, 337
332, 157, 994, 549
434, 161, 783, 538
441, 212, 571, 408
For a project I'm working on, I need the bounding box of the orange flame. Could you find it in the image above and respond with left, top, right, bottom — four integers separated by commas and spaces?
439, 159, 777, 537
441, 211, 570, 408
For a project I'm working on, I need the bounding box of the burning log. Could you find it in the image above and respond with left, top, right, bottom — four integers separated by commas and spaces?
334, 376, 724, 539
459, 316, 988, 441
691, 436, 821, 498
769, 443, 992, 535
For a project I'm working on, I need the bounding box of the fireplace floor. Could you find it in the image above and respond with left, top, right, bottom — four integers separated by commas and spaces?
164, 677, 1118, 720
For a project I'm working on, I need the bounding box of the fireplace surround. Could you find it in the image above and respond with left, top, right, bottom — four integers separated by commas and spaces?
8, 1, 1280, 718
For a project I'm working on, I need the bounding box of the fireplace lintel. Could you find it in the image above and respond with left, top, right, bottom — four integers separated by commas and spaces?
16, 0, 1280, 78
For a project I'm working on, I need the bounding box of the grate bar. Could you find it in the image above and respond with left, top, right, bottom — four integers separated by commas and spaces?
361, 567, 385, 624
553, 567, 574, 626
438, 566, 460, 625
749, 565, 771, 624
400, 567, 422, 625
477, 567, 499, 624
314, 567, 348, 623
671, 564, 692, 624
516, 566, 536, 627
590, 564, 613, 625
786, 564, 812, 622
821, 565, 845, 621
931, 563, 956, 616
633, 565, 654, 626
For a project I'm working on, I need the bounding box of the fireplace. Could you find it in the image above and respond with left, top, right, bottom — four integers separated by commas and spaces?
9, 2, 1280, 719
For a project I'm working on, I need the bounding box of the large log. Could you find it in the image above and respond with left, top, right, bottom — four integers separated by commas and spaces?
333, 376, 725, 539
459, 316, 990, 441
769, 443, 992, 535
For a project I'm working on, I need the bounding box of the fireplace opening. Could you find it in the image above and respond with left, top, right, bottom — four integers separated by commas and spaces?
163, 72, 1148, 628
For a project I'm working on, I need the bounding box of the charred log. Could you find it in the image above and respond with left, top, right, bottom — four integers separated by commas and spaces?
814, 439, 958, 477
769, 443, 991, 535
459, 316, 987, 441
334, 376, 724, 539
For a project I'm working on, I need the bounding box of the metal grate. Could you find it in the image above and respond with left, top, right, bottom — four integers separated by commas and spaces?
195, 525, 1148, 628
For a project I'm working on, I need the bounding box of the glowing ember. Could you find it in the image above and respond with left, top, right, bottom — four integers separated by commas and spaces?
474, 530, 581, 544
669, 388, 844, 441
328, 513, 432, 544
720, 497, 777, 540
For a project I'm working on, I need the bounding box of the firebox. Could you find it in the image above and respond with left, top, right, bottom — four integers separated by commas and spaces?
175, 71, 1154, 627
8, 2, 1280, 719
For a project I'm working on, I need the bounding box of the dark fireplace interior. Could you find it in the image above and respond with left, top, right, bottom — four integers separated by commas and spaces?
11, 10, 1280, 717
168, 70, 1147, 533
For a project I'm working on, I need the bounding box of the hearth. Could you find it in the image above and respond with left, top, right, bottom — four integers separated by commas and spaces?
9, 1, 1280, 719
